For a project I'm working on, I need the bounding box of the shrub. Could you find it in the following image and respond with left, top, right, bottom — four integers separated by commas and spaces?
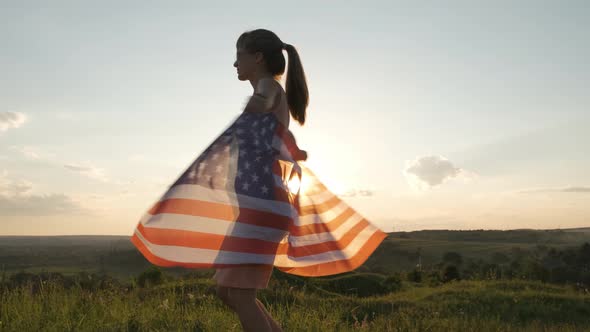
442, 265, 461, 283
137, 266, 165, 288
382, 274, 403, 292
407, 269, 422, 283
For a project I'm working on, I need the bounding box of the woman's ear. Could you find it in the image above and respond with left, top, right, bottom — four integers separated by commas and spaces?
254, 51, 264, 64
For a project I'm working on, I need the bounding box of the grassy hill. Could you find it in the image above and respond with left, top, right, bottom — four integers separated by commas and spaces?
1, 228, 589, 330
0, 275, 588, 331
1, 228, 589, 279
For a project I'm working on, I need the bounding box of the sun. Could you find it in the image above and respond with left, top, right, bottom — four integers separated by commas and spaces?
287, 176, 301, 195
286, 160, 349, 196
287, 164, 314, 195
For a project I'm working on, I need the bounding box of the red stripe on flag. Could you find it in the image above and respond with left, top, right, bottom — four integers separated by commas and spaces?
135, 217, 371, 257
276, 229, 387, 276
147, 198, 291, 231
289, 207, 357, 236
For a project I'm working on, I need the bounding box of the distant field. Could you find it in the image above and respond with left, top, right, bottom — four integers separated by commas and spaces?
364, 228, 590, 274
1, 228, 589, 279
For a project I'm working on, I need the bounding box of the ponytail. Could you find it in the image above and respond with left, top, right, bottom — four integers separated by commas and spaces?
284, 43, 309, 126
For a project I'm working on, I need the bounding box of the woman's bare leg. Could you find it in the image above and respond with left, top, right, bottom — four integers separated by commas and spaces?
215, 285, 234, 310
226, 287, 271, 332
256, 298, 283, 332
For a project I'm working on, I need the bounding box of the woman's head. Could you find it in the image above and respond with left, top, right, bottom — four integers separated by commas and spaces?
234, 28, 309, 126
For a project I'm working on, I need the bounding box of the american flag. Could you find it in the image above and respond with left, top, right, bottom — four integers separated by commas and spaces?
130, 111, 387, 276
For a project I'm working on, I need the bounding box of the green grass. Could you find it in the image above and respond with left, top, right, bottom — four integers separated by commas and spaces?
1, 277, 588, 331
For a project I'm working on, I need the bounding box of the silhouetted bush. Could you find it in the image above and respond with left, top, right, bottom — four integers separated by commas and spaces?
425, 270, 443, 287
442, 265, 460, 282
382, 274, 403, 292
137, 266, 165, 288
407, 269, 422, 283
442, 252, 463, 266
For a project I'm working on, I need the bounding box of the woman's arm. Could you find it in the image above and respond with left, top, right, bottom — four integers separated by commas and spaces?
242, 78, 279, 113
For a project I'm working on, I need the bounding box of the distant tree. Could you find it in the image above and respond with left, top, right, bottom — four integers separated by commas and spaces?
442, 265, 461, 282
426, 270, 443, 287
510, 260, 522, 272
481, 263, 501, 280
490, 252, 510, 265
510, 246, 527, 260
550, 266, 576, 284
442, 252, 463, 266
9, 271, 36, 287
407, 268, 422, 283
535, 244, 550, 256
461, 260, 482, 280
522, 260, 550, 282
382, 274, 403, 293
541, 248, 565, 270
99, 254, 106, 274
579, 243, 590, 270
501, 266, 516, 280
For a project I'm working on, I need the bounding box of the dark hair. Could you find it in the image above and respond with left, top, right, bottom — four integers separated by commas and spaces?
236, 29, 309, 126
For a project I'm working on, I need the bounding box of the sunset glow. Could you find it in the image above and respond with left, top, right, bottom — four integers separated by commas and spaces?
1, 2, 589, 236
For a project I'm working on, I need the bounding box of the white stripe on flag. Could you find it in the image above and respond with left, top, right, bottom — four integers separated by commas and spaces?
133, 221, 381, 267
138, 208, 365, 248
139, 212, 289, 242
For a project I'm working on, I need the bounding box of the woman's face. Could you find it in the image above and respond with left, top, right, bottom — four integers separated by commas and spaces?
234, 47, 261, 81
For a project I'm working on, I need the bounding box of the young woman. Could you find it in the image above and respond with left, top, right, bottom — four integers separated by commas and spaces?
212, 28, 308, 332
130, 27, 387, 332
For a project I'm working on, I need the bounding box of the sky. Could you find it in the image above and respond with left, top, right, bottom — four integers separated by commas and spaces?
1, 1, 589, 235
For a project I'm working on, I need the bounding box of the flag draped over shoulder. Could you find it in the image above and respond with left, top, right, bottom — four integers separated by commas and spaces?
130, 111, 387, 277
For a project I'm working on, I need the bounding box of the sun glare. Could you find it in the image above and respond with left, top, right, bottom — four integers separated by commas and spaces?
288, 176, 301, 194
286, 160, 350, 197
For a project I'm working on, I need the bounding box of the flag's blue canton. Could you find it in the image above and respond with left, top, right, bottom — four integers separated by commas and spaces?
171, 112, 280, 201
232, 112, 279, 200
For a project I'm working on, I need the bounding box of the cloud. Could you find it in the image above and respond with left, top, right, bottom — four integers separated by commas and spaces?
8, 145, 56, 160
9, 145, 112, 183
336, 188, 375, 197
0, 193, 90, 216
517, 186, 590, 194
404, 155, 463, 189
0, 111, 27, 131
0, 171, 92, 216
0, 171, 33, 196
63, 163, 108, 182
